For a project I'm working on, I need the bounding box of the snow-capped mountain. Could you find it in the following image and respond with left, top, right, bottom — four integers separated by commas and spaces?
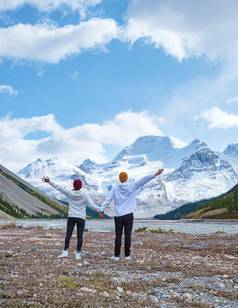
223, 143, 238, 156
19, 157, 83, 179
222, 143, 238, 172
18, 157, 90, 201
112, 136, 207, 169
79, 159, 102, 173
18, 136, 238, 218
165, 148, 238, 207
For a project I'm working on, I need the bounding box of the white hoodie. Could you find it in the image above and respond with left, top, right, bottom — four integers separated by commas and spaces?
50, 181, 100, 219
101, 174, 156, 217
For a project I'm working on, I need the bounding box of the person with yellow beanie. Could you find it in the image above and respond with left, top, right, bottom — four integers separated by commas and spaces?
100, 168, 164, 261
119, 171, 128, 183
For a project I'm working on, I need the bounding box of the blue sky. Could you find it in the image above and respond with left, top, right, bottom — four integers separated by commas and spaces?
1, 0, 238, 171
1, 41, 213, 125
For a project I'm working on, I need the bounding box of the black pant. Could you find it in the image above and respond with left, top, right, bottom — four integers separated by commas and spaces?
64, 217, 85, 252
114, 213, 134, 257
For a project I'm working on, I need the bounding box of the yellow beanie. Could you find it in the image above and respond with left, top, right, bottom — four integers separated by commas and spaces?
119, 171, 128, 183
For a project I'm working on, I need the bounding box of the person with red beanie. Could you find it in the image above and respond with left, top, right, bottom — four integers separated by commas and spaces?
42, 176, 101, 260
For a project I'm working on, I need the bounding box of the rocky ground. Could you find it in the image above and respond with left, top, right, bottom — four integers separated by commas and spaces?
0, 225, 238, 308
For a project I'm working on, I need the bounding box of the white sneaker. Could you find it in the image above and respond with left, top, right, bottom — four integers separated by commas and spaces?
111, 256, 120, 261
58, 250, 68, 259
125, 256, 131, 260
75, 252, 81, 260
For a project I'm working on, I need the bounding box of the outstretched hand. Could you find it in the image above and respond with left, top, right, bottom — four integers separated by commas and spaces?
41, 176, 50, 183
155, 168, 164, 177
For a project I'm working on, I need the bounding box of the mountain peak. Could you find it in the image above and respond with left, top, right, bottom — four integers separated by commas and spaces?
113, 135, 176, 163
190, 138, 207, 147
223, 143, 238, 156
180, 139, 207, 158
182, 147, 223, 170
168, 147, 236, 182
79, 159, 99, 173
133, 135, 173, 146
134, 135, 168, 142
19, 157, 81, 179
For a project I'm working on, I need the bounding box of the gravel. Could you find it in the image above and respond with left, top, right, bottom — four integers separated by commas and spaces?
0, 226, 237, 307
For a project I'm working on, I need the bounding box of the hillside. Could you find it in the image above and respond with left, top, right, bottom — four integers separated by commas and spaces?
0, 164, 67, 219
155, 183, 238, 220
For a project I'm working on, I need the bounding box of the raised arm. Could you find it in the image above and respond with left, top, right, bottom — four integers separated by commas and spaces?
133, 169, 164, 191
41, 176, 71, 197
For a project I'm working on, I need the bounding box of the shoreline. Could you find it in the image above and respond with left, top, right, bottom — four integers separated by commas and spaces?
1, 217, 238, 222
1, 218, 238, 235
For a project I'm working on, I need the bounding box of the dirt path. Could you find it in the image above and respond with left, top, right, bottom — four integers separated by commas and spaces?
0, 226, 238, 307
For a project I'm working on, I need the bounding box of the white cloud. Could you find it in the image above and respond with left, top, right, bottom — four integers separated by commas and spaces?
226, 97, 238, 105
1, 0, 238, 66
68, 111, 165, 146
0, 84, 18, 96
0, 18, 119, 63
0, 111, 167, 171
198, 107, 238, 129
0, 0, 101, 18
125, 0, 238, 64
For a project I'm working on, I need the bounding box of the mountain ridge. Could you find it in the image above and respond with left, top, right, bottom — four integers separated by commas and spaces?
17, 135, 238, 218
155, 183, 238, 220
0, 164, 67, 218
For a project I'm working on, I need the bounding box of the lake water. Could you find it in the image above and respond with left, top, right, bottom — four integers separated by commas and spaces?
1, 219, 238, 234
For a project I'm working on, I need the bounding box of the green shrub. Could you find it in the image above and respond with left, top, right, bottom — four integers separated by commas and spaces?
149, 228, 174, 234
0, 193, 30, 218
135, 226, 148, 233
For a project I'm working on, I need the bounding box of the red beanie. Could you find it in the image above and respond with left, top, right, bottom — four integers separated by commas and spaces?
73, 179, 82, 190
